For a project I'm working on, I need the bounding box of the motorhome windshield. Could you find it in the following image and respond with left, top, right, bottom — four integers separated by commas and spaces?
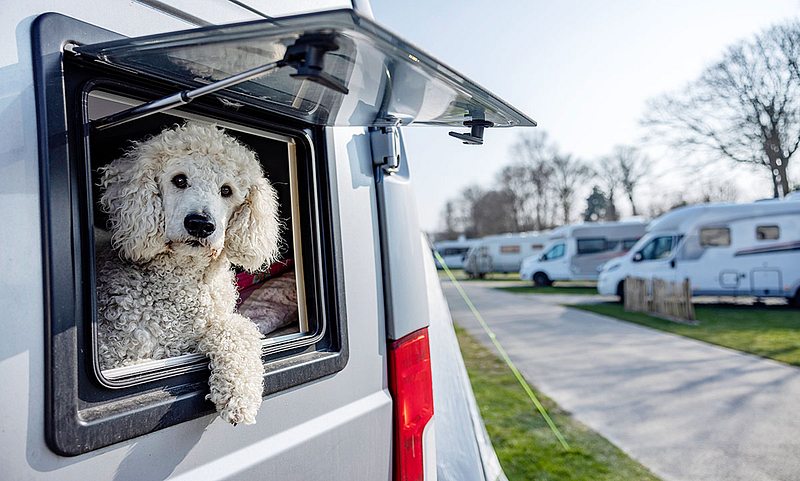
638, 236, 674, 260
542, 243, 565, 260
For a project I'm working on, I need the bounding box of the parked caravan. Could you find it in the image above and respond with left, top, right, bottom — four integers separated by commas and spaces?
433, 237, 479, 270
598, 200, 800, 303
464, 232, 549, 278
1, 2, 537, 479
520, 221, 647, 285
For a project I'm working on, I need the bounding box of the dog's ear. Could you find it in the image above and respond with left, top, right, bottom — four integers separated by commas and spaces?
225, 177, 281, 272
100, 150, 166, 263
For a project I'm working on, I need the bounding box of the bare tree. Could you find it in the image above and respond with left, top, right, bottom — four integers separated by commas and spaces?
551, 154, 592, 224
643, 21, 800, 197
470, 189, 519, 236
700, 180, 739, 203
608, 145, 650, 215
497, 164, 535, 231
510, 132, 558, 229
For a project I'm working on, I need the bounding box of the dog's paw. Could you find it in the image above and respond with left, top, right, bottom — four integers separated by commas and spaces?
206, 389, 261, 426
218, 396, 260, 425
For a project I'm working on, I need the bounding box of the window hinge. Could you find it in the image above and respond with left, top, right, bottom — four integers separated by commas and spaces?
370, 126, 401, 174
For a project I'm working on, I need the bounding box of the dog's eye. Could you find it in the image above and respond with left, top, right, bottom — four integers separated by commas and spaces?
220, 185, 233, 198
172, 174, 188, 189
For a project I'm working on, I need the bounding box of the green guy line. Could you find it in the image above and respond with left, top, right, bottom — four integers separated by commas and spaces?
435, 251, 571, 452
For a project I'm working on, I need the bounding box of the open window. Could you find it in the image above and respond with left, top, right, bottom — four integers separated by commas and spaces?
33, 9, 535, 456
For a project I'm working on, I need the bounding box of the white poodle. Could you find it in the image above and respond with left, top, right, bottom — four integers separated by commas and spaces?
96, 122, 281, 425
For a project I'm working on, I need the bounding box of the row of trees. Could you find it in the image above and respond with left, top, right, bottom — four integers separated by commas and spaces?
440, 19, 798, 239
440, 133, 651, 238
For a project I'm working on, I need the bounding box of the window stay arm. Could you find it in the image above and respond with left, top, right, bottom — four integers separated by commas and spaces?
91, 33, 348, 131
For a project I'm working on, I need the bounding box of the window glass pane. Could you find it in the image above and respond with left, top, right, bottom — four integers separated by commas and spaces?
622, 239, 639, 250
577, 238, 607, 255
639, 236, 673, 260
543, 243, 565, 260
531, 244, 544, 250
756, 225, 780, 240
700, 227, 731, 247
500, 245, 521, 254
75, 10, 536, 129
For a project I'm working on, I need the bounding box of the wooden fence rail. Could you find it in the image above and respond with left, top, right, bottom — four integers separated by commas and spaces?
624, 277, 695, 323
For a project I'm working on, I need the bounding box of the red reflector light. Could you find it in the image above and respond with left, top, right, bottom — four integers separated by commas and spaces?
388, 327, 434, 481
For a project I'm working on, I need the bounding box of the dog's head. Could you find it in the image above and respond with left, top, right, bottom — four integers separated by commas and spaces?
100, 122, 280, 271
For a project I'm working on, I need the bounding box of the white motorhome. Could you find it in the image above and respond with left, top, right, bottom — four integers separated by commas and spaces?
1, 2, 536, 479
520, 221, 647, 285
433, 237, 479, 270
598, 200, 800, 304
464, 232, 549, 278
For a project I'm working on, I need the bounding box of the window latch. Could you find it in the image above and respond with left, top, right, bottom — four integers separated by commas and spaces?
91, 34, 348, 131
370, 126, 400, 174
448, 109, 493, 145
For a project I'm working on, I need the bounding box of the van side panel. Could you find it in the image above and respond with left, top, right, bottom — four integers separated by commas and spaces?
2, 5, 391, 479
375, 130, 430, 340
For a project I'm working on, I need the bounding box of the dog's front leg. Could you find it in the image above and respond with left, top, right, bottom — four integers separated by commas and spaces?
197, 313, 265, 425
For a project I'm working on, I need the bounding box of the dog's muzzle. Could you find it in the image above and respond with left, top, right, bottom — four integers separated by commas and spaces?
184, 213, 216, 239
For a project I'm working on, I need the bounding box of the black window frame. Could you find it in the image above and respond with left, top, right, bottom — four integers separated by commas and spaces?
576, 237, 608, 255
33, 13, 349, 456
756, 225, 780, 241
622, 238, 639, 250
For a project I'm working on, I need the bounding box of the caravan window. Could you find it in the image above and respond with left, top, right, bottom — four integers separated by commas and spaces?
577, 238, 607, 255
34, 15, 348, 455
700, 227, 731, 247
622, 239, 640, 250
756, 225, 780, 240
500, 245, 521, 254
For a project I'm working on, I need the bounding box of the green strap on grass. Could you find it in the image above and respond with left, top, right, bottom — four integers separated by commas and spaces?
435, 251, 571, 452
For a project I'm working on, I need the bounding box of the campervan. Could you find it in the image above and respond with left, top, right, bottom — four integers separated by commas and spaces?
598, 200, 800, 303
519, 221, 647, 285
433, 237, 479, 270
464, 232, 549, 278
1, 2, 536, 479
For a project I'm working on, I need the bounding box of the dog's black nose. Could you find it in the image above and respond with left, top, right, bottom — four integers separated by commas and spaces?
184, 213, 215, 238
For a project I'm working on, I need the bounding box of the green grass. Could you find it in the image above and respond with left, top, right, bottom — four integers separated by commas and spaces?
571, 303, 800, 366
455, 324, 661, 481
497, 284, 599, 296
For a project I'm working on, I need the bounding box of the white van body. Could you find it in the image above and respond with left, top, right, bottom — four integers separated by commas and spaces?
464, 232, 549, 277
0, 2, 534, 479
598, 200, 800, 302
519, 221, 647, 285
433, 238, 479, 270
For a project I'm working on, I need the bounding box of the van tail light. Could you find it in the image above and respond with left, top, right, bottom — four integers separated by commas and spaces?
388, 327, 435, 481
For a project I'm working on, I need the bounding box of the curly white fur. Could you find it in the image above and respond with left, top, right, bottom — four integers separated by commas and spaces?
96, 122, 280, 425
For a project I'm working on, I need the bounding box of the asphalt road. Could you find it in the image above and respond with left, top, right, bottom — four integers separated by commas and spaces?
443, 280, 800, 481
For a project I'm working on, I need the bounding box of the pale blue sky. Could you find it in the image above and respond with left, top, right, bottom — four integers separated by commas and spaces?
371, 0, 800, 230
